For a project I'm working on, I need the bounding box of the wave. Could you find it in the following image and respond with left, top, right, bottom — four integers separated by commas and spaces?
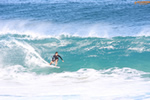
0, 66, 150, 99
0, 20, 150, 38
1, 33, 150, 74
0, 28, 150, 100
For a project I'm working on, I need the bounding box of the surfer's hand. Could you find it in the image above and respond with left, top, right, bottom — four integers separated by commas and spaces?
62, 60, 64, 62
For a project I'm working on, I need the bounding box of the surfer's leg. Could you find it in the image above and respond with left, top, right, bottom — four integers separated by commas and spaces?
55, 59, 58, 66
50, 61, 54, 65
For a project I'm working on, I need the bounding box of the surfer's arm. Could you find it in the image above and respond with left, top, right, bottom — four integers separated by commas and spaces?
58, 55, 64, 62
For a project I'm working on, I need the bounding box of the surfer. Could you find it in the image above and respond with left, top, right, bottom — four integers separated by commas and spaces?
49, 52, 64, 66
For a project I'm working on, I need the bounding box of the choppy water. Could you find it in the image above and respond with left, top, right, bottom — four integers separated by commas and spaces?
0, 0, 150, 100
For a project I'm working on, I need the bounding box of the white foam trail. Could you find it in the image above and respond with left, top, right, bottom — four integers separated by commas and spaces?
0, 67, 150, 100
0, 37, 49, 67
13, 40, 49, 66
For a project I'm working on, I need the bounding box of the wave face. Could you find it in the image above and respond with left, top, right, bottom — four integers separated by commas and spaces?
0, 1, 150, 100
1, 34, 150, 72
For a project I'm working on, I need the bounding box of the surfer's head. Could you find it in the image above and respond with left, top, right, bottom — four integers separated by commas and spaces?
55, 52, 58, 55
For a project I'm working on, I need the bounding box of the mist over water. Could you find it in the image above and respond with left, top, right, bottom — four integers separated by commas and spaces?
0, 0, 150, 100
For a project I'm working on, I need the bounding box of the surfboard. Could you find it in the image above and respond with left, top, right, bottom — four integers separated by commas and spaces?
41, 63, 60, 68
49, 65, 60, 68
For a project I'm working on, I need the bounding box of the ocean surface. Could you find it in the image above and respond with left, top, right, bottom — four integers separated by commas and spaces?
0, 0, 150, 100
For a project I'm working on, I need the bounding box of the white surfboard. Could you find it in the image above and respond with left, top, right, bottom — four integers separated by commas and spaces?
41, 63, 60, 68
49, 65, 60, 68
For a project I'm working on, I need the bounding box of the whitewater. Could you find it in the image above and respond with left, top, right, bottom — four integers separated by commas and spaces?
0, 0, 150, 100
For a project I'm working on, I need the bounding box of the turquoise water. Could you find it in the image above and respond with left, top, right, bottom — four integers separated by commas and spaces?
1, 34, 150, 73
0, 0, 150, 100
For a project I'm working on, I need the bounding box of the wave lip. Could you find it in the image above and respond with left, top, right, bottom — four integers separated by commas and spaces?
1, 20, 150, 38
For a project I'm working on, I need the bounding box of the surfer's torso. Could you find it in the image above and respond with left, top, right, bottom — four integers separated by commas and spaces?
52, 55, 63, 61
